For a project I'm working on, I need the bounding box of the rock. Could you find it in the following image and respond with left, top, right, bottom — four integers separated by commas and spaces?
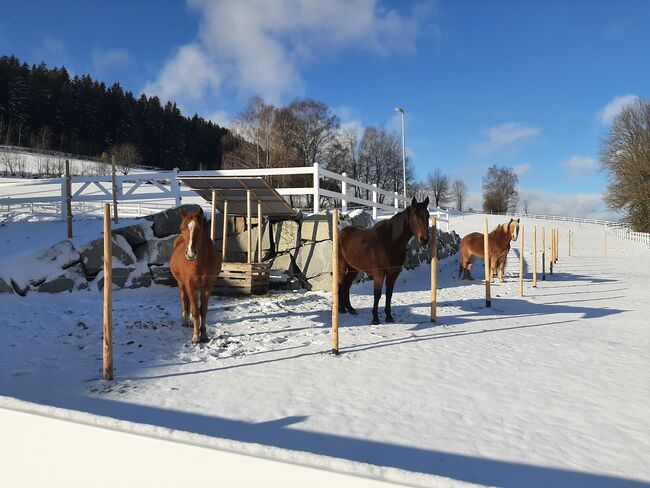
294, 240, 332, 278
300, 213, 332, 242
134, 235, 178, 265
80, 234, 136, 278
124, 264, 152, 289
346, 209, 375, 229
150, 265, 177, 286
144, 204, 202, 238
37, 240, 81, 270
271, 220, 300, 253
270, 253, 294, 272
38, 264, 88, 293
11, 279, 29, 296
113, 223, 152, 247
96, 266, 136, 291
0, 277, 14, 294
308, 271, 333, 292
216, 224, 272, 261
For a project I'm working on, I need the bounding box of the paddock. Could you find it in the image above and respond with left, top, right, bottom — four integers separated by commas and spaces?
1, 213, 649, 487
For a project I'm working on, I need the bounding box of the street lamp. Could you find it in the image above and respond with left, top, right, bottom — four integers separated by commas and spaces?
394, 107, 406, 207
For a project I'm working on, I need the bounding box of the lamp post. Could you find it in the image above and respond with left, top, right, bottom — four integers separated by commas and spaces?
395, 107, 406, 207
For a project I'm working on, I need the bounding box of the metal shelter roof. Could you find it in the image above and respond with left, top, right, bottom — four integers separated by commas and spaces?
178, 176, 297, 217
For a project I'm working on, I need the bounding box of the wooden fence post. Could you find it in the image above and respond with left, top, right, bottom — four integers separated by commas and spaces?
483, 218, 491, 307
247, 190, 252, 264
431, 217, 437, 322
111, 154, 118, 223
519, 224, 524, 297
222, 200, 229, 261
533, 225, 537, 288
331, 209, 340, 355
65, 159, 72, 238
569, 229, 572, 257
550, 229, 554, 276
210, 190, 217, 242
103, 203, 113, 381
257, 201, 263, 263
542, 227, 546, 281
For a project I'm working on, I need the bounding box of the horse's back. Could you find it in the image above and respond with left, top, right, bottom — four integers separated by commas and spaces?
461, 232, 485, 257
339, 223, 399, 273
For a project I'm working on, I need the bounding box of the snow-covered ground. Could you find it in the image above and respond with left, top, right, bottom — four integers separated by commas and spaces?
1, 213, 649, 487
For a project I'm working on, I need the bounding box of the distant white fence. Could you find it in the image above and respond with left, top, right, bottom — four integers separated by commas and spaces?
609, 226, 650, 247
0, 163, 450, 229
461, 208, 619, 227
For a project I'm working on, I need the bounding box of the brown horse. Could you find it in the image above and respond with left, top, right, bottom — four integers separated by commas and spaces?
459, 218, 520, 282
338, 197, 430, 325
170, 207, 222, 344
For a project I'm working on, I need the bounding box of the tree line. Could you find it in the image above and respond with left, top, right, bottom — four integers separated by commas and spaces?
0, 55, 227, 170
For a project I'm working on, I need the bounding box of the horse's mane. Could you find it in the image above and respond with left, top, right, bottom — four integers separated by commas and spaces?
381, 206, 411, 243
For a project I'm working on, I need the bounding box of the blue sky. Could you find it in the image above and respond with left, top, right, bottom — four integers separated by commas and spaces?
1, 0, 648, 217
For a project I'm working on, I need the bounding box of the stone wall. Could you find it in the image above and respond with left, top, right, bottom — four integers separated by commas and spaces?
0, 206, 460, 295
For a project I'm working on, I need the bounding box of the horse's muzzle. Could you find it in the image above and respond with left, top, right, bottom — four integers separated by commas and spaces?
185, 250, 198, 261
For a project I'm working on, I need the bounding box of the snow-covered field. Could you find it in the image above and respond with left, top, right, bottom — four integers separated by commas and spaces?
1, 213, 649, 487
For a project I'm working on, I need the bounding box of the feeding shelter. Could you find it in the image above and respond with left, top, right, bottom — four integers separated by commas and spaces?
178, 176, 297, 295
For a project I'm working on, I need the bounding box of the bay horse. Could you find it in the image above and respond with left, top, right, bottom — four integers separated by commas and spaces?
170, 207, 222, 344
459, 218, 520, 282
338, 197, 430, 325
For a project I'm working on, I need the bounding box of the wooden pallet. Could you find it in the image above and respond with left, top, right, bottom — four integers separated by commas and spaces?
212, 262, 271, 296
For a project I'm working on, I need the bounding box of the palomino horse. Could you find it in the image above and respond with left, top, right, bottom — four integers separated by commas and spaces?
459, 218, 520, 282
170, 207, 222, 344
338, 197, 431, 325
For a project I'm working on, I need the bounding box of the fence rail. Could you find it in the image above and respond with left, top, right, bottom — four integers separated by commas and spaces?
0, 163, 450, 229
609, 226, 650, 246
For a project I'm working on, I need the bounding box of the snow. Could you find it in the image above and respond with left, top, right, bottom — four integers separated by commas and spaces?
1, 214, 649, 487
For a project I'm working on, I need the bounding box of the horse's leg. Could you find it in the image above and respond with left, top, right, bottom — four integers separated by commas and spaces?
337, 259, 349, 314
179, 284, 190, 327
499, 255, 507, 282
188, 287, 201, 344
384, 270, 400, 323
467, 257, 474, 280
344, 268, 358, 314
371, 271, 385, 325
199, 288, 210, 343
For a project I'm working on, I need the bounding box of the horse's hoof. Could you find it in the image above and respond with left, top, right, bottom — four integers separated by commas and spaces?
339, 307, 347, 314
371, 318, 380, 325
191, 335, 200, 345
385, 315, 395, 323
347, 307, 358, 315
200, 335, 210, 343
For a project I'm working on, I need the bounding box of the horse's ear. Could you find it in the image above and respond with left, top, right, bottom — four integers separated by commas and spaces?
411, 197, 417, 207
517, 218, 520, 222
180, 207, 187, 219
197, 207, 204, 218
509, 218, 513, 222
423, 196, 429, 207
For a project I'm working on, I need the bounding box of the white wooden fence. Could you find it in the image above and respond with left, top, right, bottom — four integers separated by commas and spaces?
609, 226, 650, 246
0, 163, 450, 229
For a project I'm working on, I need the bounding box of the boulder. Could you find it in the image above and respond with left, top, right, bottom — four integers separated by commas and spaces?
150, 265, 177, 286
216, 224, 272, 261
10, 279, 29, 297
144, 204, 202, 238
80, 234, 136, 278
124, 264, 153, 289
294, 240, 332, 279
270, 253, 294, 272
346, 209, 375, 229
134, 235, 177, 265
113, 223, 152, 247
96, 266, 136, 291
300, 213, 332, 242
37, 240, 81, 270
0, 277, 14, 294
271, 220, 300, 253
38, 264, 89, 293
308, 271, 333, 292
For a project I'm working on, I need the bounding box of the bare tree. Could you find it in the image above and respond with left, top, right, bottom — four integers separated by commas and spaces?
601, 98, 650, 232
287, 99, 339, 167
451, 179, 469, 211
482, 164, 519, 213
427, 169, 450, 207
522, 198, 530, 214
110, 142, 143, 175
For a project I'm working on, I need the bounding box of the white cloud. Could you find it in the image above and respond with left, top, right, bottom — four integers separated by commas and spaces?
513, 163, 532, 177
518, 188, 615, 220
598, 94, 638, 124
146, 0, 429, 104
143, 44, 221, 102
472, 122, 540, 156
91, 48, 133, 77
206, 110, 231, 128
564, 155, 598, 179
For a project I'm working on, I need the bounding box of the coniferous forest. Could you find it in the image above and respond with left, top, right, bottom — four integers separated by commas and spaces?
0, 55, 229, 170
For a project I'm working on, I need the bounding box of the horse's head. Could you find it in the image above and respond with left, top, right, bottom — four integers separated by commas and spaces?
180, 207, 205, 261
409, 196, 430, 245
507, 218, 520, 241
